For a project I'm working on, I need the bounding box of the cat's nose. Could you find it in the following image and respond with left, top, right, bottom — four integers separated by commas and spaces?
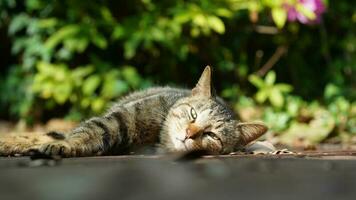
185, 124, 203, 139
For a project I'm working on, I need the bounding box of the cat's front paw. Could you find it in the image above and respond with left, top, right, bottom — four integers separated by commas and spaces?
39, 141, 72, 157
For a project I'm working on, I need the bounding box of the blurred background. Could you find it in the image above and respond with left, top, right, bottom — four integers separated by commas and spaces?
0, 0, 354, 148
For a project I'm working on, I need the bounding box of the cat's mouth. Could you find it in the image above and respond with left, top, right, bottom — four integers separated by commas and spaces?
175, 137, 189, 151
176, 137, 200, 152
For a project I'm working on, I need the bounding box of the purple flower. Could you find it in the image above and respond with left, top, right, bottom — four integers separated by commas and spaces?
284, 0, 326, 24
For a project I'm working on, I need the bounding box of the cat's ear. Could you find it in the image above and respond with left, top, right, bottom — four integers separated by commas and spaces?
192, 65, 215, 97
236, 122, 268, 145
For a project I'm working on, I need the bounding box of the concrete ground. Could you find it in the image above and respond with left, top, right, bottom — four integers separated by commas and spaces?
1, 153, 356, 200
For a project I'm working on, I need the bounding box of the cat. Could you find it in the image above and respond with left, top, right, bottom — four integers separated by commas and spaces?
0, 66, 268, 157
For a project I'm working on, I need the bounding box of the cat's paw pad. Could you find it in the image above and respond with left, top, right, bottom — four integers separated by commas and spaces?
39, 141, 72, 157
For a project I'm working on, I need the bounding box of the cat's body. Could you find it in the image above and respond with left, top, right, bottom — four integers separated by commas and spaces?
0, 66, 268, 157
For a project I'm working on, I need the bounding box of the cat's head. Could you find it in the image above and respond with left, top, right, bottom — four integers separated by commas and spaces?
163, 66, 268, 154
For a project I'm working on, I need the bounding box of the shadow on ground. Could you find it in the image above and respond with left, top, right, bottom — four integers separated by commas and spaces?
0, 155, 355, 200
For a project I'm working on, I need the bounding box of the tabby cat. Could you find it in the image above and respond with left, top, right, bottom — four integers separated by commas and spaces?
0, 66, 268, 157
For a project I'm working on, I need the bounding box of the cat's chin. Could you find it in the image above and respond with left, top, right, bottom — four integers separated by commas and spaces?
183, 139, 197, 151
170, 137, 187, 151
176, 138, 202, 152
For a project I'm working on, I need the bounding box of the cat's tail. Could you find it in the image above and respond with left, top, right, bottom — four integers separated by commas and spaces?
0, 131, 66, 156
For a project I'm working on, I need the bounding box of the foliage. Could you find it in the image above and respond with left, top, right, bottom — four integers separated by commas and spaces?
249, 71, 293, 108
32, 62, 148, 120
0, 0, 354, 145
237, 78, 355, 145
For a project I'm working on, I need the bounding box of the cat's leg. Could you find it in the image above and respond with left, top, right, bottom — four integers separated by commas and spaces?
0, 133, 54, 156
39, 110, 130, 157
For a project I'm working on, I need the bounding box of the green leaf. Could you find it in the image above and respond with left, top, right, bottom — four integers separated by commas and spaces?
76, 38, 89, 53
100, 6, 114, 22
37, 82, 54, 99
215, 8, 233, 18
91, 98, 105, 112
45, 25, 80, 49
37, 18, 58, 28
264, 0, 284, 7
114, 80, 130, 95
53, 67, 67, 81
334, 97, 350, 113
248, 74, 265, 88
71, 66, 93, 80
276, 83, 293, 93
56, 47, 71, 60
122, 66, 141, 88
324, 83, 340, 100
124, 37, 140, 59
8, 14, 30, 35
269, 88, 284, 108
26, 0, 43, 11
36, 61, 59, 76
63, 37, 88, 53
112, 26, 125, 40
263, 109, 290, 132
11, 37, 27, 54
193, 14, 206, 27
80, 98, 91, 108
265, 71, 276, 86
256, 90, 268, 103
286, 97, 301, 117
174, 12, 192, 24
271, 7, 287, 28
92, 34, 108, 49
83, 75, 101, 95
53, 82, 72, 104
207, 16, 225, 34
101, 70, 124, 98
190, 27, 200, 37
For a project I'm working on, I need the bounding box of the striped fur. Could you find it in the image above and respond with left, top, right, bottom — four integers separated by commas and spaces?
0, 66, 268, 157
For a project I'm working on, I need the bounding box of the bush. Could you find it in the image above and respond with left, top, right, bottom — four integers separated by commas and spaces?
0, 0, 354, 144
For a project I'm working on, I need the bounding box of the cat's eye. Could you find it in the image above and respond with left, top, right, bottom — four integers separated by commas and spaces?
204, 132, 220, 140
190, 107, 197, 120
